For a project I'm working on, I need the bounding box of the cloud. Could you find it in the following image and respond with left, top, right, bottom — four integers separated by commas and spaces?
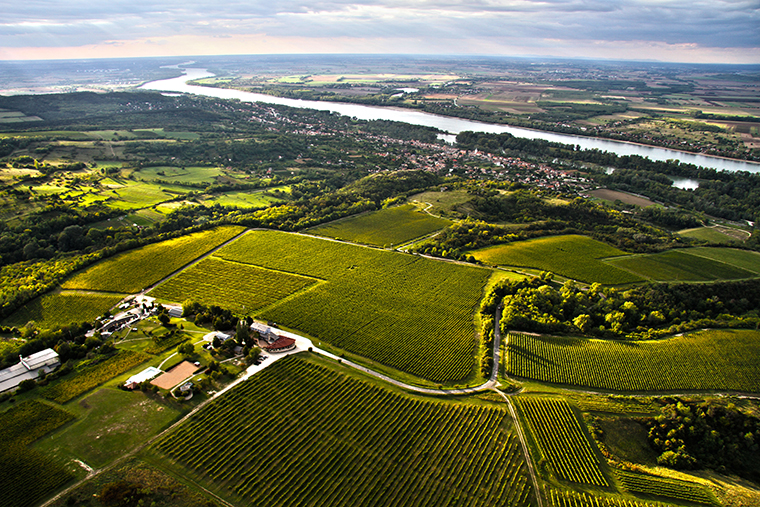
0, 0, 758, 62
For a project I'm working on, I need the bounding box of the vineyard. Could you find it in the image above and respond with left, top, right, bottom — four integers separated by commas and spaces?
2, 290, 123, 328
307, 203, 452, 247
506, 330, 760, 392
151, 257, 319, 314
153, 355, 533, 507
544, 487, 669, 507
605, 249, 756, 282
211, 230, 493, 382
41, 350, 150, 403
469, 235, 642, 284
616, 469, 717, 505
62, 225, 245, 293
516, 397, 608, 487
0, 401, 75, 507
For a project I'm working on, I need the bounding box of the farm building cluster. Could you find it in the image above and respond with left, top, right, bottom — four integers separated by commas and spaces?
0, 348, 60, 393
250, 322, 296, 353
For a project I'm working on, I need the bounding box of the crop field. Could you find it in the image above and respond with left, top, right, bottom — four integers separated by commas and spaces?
506, 329, 760, 392
0, 401, 75, 507
686, 246, 760, 274
144, 331, 190, 355
605, 248, 757, 281
307, 204, 452, 247
41, 350, 150, 404
516, 397, 608, 487
62, 226, 245, 293
544, 487, 667, 507
214, 230, 492, 382
2, 290, 123, 328
470, 235, 642, 284
153, 355, 532, 507
616, 470, 717, 505
151, 257, 319, 314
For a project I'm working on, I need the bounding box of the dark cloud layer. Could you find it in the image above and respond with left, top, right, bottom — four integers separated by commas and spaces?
1, 1, 758, 61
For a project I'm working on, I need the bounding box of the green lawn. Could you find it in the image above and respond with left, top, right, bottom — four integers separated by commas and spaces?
470, 235, 642, 284
136, 165, 225, 184
307, 204, 452, 247
34, 388, 182, 468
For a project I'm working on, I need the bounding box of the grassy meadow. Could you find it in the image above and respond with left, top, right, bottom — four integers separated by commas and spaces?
307, 203, 452, 247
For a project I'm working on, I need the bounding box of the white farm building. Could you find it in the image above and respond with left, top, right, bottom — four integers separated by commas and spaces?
0, 348, 61, 393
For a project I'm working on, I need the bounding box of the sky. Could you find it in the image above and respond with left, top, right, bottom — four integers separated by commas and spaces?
1, 1, 759, 64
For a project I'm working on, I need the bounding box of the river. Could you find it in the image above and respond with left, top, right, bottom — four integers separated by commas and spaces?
141, 68, 760, 175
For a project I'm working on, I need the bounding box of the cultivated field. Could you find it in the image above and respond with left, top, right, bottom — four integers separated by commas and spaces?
588, 189, 655, 207
307, 204, 452, 247
62, 226, 245, 293
506, 329, 760, 392
544, 486, 668, 507
516, 397, 608, 487
615, 469, 717, 505
605, 248, 757, 281
0, 401, 75, 507
470, 235, 642, 284
151, 256, 318, 314
41, 350, 150, 404
213, 230, 492, 382
153, 355, 532, 507
2, 290, 123, 328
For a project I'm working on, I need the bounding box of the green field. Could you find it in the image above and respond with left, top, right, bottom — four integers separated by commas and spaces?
605, 248, 757, 281
506, 329, 760, 392
470, 235, 642, 284
409, 189, 474, 216
151, 256, 319, 313
62, 226, 245, 293
136, 165, 225, 184
2, 291, 123, 328
678, 226, 748, 244
616, 469, 717, 505
307, 204, 452, 247
152, 354, 532, 507
201, 189, 287, 208
544, 486, 667, 507
35, 388, 182, 468
0, 401, 75, 507
41, 350, 150, 404
86, 180, 191, 210
686, 247, 760, 274
516, 397, 608, 487
213, 230, 492, 382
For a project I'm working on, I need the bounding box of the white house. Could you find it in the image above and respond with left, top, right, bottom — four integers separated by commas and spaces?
0, 348, 61, 393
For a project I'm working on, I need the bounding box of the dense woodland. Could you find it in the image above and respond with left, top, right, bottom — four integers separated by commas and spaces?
482, 276, 760, 339
646, 400, 760, 480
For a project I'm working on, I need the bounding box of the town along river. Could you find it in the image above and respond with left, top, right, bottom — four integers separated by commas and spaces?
142, 68, 760, 174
